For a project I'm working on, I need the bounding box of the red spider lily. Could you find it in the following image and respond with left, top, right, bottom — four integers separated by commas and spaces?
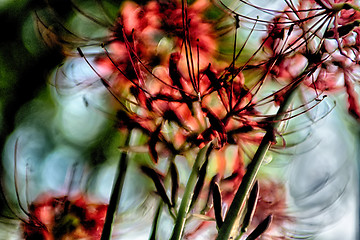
255, 0, 360, 122
344, 71, 360, 119
260, 0, 360, 67
81, 0, 280, 163
99, 0, 218, 85
21, 193, 107, 240
0, 139, 107, 240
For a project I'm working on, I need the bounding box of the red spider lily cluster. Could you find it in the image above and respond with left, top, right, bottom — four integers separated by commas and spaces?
95, 0, 270, 164
12, 0, 360, 239
261, 0, 360, 118
21, 193, 107, 240
90, 0, 296, 238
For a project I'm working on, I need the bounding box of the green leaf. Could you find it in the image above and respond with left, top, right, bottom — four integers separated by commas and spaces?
149, 203, 162, 240
189, 154, 209, 210
213, 182, 223, 229
170, 161, 179, 207
245, 215, 273, 240
241, 181, 259, 233
170, 144, 209, 240
200, 174, 218, 214
141, 166, 172, 208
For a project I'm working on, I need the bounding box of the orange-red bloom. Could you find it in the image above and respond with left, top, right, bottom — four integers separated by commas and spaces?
21, 193, 107, 240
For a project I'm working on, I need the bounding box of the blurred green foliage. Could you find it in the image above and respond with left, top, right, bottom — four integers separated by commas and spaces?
0, 0, 64, 156
0, 0, 125, 218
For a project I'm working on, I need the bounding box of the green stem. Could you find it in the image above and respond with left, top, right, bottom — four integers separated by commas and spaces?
170, 145, 208, 240
149, 201, 163, 240
101, 133, 132, 240
234, 232, 243, 240
216, 86, 297, 240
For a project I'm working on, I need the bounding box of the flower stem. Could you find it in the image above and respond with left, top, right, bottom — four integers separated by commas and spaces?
149, 201, 163, 240
101, 133, 132, 240
170, 145, 209, 240
216, 86, 298, 240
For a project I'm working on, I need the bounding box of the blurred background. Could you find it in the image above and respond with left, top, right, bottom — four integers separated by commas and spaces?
0, 0, 124, 238
0, 0, 358, 239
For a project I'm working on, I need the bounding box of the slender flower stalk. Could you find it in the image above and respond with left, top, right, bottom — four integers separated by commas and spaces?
170, 144, 209, 240
216, 83, 298, 240
149, 201, 163, 240
101, 133, 131, 240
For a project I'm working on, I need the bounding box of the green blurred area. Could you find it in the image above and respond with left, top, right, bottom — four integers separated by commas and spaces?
0, 0, 63, 167
0, 0, 126, 219
0, 0, 127, 169
0, 0, 65, 224
0, 0, 155, 219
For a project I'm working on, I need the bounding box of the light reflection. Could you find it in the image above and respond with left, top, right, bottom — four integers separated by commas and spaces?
41, 145, 83, 192
56, 93, 109, 145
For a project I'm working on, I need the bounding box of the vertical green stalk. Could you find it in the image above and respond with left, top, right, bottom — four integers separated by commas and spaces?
101, 133, 131, 240
216, 86, 298, 240
149, 201, 163, 240
170, 145, 208, 240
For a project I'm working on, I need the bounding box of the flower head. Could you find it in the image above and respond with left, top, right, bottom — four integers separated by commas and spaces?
82, 0, 278, 163
256, 0, 360, 121
21, 193, 107, 240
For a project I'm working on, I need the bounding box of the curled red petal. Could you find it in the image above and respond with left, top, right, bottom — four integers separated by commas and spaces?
344, 77, 360, 120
